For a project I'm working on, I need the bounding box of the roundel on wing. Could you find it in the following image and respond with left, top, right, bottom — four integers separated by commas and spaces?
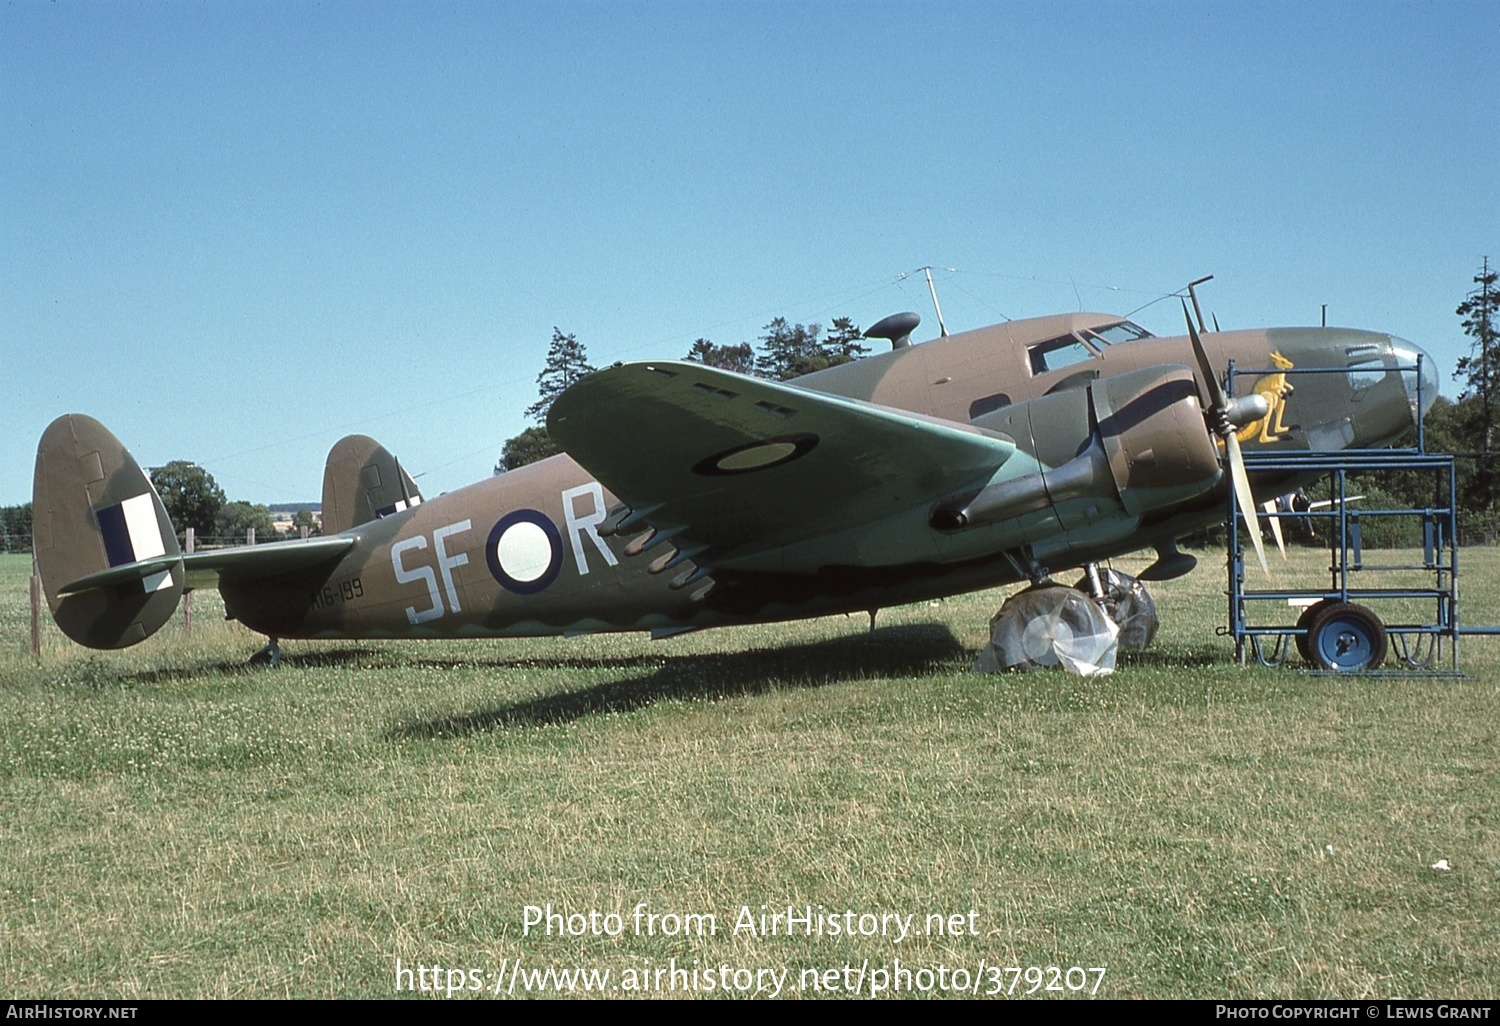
691, 433, 819, 476
486, 510, 563, 594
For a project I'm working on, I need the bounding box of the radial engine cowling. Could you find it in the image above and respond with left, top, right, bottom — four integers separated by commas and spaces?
1091, 365, 1223, 517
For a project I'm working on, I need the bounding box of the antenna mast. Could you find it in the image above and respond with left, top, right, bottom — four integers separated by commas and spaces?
923, 266, 949, 337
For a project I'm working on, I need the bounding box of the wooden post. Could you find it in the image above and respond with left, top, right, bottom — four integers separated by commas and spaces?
30, 556, 42, 659
183, 528, 194, 636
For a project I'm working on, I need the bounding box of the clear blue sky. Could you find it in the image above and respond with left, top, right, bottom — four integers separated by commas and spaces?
3, 1, 1495, 506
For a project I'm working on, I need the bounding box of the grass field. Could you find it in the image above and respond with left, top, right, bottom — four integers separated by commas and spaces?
1, 549, 1496, 999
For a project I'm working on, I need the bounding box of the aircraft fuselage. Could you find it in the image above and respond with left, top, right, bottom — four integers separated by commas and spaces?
222, 316, 1437, 642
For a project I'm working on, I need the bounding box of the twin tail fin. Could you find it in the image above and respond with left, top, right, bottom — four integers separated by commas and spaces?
32, 415, 184, 649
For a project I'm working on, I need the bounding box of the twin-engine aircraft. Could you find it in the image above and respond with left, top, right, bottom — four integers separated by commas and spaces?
32, 300, 1437, 667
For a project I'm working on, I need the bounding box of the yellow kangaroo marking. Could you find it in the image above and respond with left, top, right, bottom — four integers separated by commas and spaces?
1237, 351, 1295, 444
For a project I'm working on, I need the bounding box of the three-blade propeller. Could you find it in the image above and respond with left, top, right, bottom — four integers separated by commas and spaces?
1183, 302, 1273, 575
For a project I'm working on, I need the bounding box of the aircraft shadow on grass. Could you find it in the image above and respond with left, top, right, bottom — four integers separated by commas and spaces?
385, 623, 967, 740
1117, 646, 1232, 669
110, 646, 384, 687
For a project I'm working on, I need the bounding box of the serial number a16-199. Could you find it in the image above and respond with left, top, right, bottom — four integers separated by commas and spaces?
311, 577, 363, 610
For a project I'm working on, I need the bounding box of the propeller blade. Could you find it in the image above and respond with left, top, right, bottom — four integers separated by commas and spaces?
1307, 494, 1365, 510
1184, 300, 1228, 410
1263, 499, 1288, 560
1186, 300, 1270, 576
1227, 432, 1268, 576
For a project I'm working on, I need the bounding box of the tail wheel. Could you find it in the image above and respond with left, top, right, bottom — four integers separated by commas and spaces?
1306, 602, 1387, 672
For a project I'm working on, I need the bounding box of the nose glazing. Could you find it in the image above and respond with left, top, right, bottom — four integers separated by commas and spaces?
1388, 336, 1440, 424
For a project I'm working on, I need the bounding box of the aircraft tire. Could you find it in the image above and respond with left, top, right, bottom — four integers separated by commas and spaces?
973, 582, 1119, 675
1073, 569, 1158, 651
1306, 602, 1387, 673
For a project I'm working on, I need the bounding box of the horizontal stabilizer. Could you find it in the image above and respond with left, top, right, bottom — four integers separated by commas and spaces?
60, 555, 183, 597
180, 536, 356, 591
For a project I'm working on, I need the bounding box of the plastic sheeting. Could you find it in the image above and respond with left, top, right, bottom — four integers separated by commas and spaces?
1077, 568, 1159, 651
973, 583, 1120, 676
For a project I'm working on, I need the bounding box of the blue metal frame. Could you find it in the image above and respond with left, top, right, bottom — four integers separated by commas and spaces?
1221, 356, 1476, 673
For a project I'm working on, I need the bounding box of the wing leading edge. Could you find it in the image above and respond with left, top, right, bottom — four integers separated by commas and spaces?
547, 362, 1015, 569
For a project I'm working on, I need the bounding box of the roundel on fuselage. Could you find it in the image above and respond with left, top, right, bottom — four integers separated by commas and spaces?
486, 510, 563, 594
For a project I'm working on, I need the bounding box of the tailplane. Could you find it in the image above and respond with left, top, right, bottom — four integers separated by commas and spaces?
320, 435, 422, 535
32, 415, 184, 648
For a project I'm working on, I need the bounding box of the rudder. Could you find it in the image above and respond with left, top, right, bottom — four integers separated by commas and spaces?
320, 434, 422, 535
33, 415, 184, 649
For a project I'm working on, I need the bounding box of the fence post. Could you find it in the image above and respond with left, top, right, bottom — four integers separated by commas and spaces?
183, 527, 194, 636
30, 555, 42, 659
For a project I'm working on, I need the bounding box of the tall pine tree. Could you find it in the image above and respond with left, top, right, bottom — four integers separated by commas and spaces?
524, 328, 596, 423
499, 328, 595, 472
824, 317, 869, 363
1455, 257, 1500, 508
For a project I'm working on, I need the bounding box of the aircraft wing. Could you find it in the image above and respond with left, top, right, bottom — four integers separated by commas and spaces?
547, 361, 1014, 566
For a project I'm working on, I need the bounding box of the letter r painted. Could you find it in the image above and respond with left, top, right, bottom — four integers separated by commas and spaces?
562, 482, 619, 575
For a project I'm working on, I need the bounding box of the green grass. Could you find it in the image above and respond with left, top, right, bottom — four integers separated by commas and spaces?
1, 549, 1496, 999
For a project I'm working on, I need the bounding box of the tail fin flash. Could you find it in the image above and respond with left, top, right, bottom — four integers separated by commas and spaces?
33, 415, 184, 648
320, 435, 423, 535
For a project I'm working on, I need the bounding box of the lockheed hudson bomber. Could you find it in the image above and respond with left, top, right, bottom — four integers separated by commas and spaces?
32, 294, 1437, 671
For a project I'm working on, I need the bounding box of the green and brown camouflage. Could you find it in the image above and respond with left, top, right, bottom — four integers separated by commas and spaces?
32, 310, 1438, 652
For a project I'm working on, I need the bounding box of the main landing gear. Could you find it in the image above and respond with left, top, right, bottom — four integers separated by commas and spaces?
973, 565, 1159, 675
248, 637, 281, 668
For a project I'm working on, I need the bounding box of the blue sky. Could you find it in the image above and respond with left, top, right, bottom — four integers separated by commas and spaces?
3, 1, 1495, 506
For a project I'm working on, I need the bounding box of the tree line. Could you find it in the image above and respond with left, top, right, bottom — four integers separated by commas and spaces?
146, 462, 317, 544
496, 317, 869, 472
0, 503, 30, 554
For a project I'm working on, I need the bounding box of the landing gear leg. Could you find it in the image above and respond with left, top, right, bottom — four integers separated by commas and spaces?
249, 637, 281, 667
1081, 562, 1106, 601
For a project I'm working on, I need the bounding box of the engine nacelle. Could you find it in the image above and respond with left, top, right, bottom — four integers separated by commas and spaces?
1091, 365, 1223, 517
932, 365, 1221, 532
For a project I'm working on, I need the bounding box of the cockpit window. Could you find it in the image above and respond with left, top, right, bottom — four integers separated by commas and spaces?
1085, 321, 1154, 345
1028, 334, 1099, 375
1347, 357, 1386, 391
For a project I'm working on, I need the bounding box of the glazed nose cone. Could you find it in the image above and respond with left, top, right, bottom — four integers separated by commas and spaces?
1389, 335, 1440, 424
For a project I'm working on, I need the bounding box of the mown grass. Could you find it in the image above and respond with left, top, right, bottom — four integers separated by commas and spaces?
0, 549, 1496, 999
